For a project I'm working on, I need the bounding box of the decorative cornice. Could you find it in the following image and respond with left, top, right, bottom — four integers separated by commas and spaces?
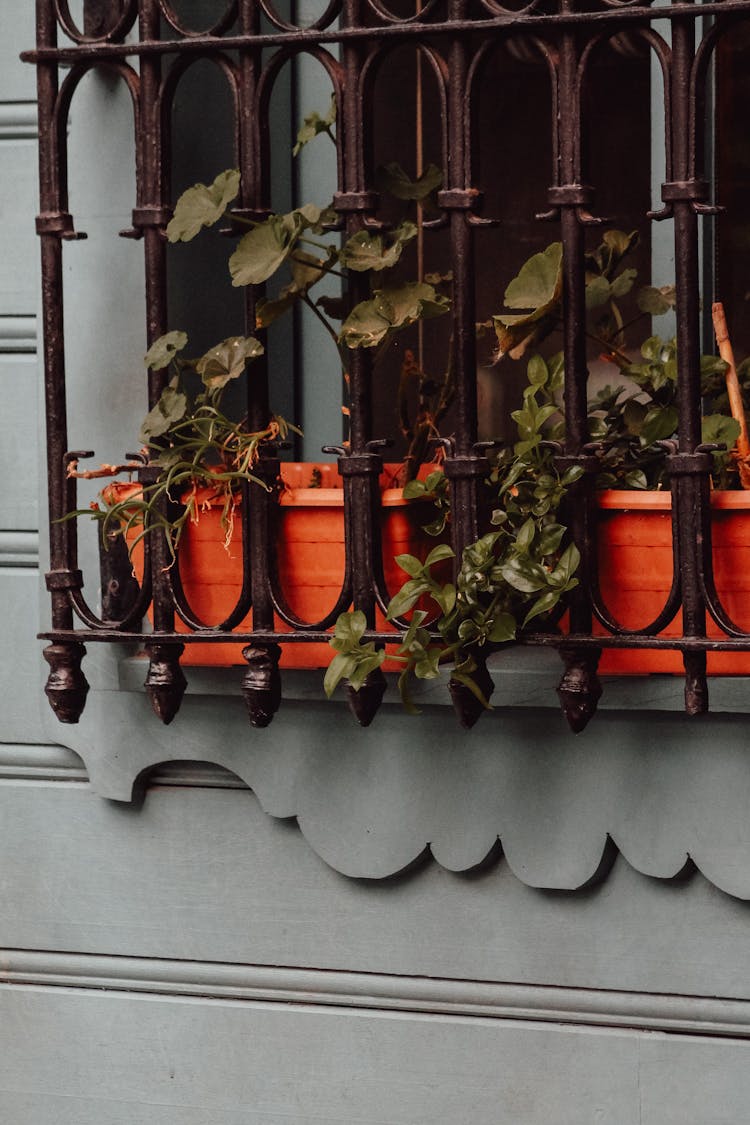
1, 949, 749, 1038
48, 683, 750, 899
0, 102, 38, 141
0, 531, 39, 568
0, 315, 37, 353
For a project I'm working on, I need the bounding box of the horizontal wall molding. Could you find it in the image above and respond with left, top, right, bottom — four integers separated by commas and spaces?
0, 743, 248, 787
0, 531, 39, 567
0, 102, 38, 141
0, 743, 87, 782
0, 315, 37, 352
2, 950, 750, 1038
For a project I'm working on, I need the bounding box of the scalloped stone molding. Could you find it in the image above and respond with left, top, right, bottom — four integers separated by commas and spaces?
39, 670, 750, 900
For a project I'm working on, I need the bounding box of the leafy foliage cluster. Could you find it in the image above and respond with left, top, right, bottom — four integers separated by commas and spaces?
327, 228, 749, 710
325, 354, 582, 708
92, 133, 453, 553
492, 228, 745, 490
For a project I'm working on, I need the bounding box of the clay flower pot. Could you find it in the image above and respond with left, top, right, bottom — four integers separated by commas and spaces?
108, 462, 443, 668
595, 489, 750, 674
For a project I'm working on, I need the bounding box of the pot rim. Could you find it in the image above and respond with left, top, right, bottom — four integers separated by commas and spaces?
597, 488, 750, 511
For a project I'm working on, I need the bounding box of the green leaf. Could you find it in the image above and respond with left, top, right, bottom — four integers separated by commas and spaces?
386, 581, 432, 621
702, 413, 741, 450
601, 229, 639, 261
433, 583, 456, 616
527, 355, 549, 387
493, 244, 564, 359
610, 268, 637, 299
640, 335, 665, 362
585, 275, 611, 310
450, 670, 493, 711
488, 612, 517, 643
402, 479, 427, 500
637, 285, 677, 316
549, 542, 580, 587
167, 169, 240, 242
139, 385, 188, 442
144, 331, 188, 371
424, 543, 455, 568
536, 522, 566, 555
376, 162, 443, 201
333, 609, 368, 648
623, 470, 648, 490
622, 397, 648, 435
339, 282, 450, 349
503, 243, 563, 313
229, 208, 320, 287
394, 553, 424, 578
195, 336, 264, 389
339, 222, 417, 273
639, 404, 678, 447
255, 250, 329, 328
515, 517, 536, 553
499, 553, 551, 593
522, 590, 561, 627
324, 651, 354, 698
293, 96, 336, 156
347, 650, 386, 691
255, 291, 299, 329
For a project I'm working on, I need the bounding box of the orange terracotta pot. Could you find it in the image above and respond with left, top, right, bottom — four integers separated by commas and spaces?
595, 489, 750, 674
111, 462, 444, 668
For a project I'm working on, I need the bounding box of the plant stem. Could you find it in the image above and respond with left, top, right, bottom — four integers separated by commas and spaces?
301, 293, 342, 353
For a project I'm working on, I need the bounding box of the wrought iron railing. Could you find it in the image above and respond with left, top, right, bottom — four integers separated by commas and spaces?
25, 0, 750, 732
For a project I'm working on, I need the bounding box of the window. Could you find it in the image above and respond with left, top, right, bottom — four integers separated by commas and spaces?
30, 0, 750, 731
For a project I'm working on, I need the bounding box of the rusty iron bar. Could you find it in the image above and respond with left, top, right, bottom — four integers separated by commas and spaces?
29, 0, 750, 729
22, 3, 750, 67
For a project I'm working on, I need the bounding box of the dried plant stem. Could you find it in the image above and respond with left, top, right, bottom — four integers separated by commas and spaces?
712, 301, 750, 488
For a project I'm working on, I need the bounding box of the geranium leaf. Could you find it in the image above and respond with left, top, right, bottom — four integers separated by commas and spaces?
144, 330, 188, 371
503, 242, 563, 312
139, 385, 188, 441
167, 169, 240, 242
195, 336, 264, 389
376, 161, 443, 201
229, 208, 322, 287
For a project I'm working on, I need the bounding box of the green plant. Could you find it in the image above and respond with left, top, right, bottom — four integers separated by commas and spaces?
76, 329, 295, 558
325, 353, 582, 709
492, 229, 746, 490
324, 229, 750, 711
74, 107, 454, 552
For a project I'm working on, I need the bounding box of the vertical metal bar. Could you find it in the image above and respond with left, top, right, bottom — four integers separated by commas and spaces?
237, 0, 283, 726
554, 26, 602, 731
140, 0, 186, 721
37, 0, 90, 722
332, 0, 387, 723
442, 0, 486, 565
670, 6, 709, 713
339, 0, 379, 626
237, 0, 274, 637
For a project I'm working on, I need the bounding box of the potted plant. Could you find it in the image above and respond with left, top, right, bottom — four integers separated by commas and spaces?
75, 113, 455, 668
331, 229, 750, 714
